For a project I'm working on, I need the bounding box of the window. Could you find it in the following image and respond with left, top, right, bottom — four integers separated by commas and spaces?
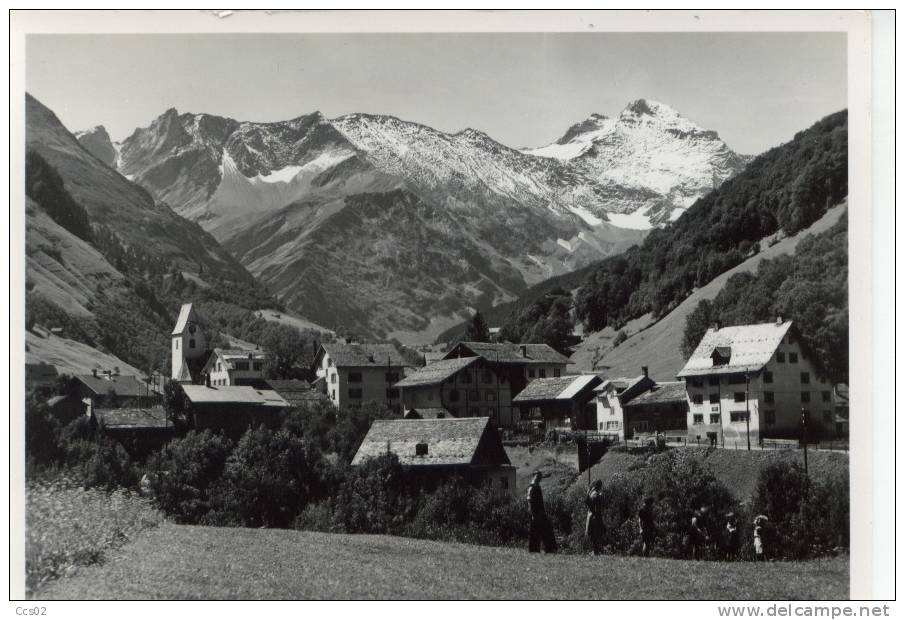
710, 414, 721, 424
449, 389, 460, 402
554, 368, 561, 377
728, 374, 746, 385
330, 374, 337, 384
764, 391, 774, 404
348, 388, 363, 399
331, 390, 336, 400
599, 422, 604, 431
635, 421, 649, 432
692, 394, 704, 405
385, 372, 400, 383
189, 339, 196, 349
789, 352, 798, 363
175, 340, 179, 349
499, 477, 509, 490
328, 359, 334, 367
800, 372, 810, 384
235, 361, 249, 371
386, 388, 399, 399
527, 369, 535, 378
708, 376, 720, 386
606, 420, 620, 430
709, 393, 720, 404
487, 407, 496, 419
188, 325, 196, 334
469, 390, 479, 401
693, 414, 704, 425
690, 377, 704, 388
734, 392, 746, 403
348, 372, 362, 383
823, 410, 833, 423
461, 373, 472, 384
252, 362, 262, 371
730, 411, 748, 423
801, 391, 811, 403
763, 371, 773, 384
765, 410, 776, 425
776, 352, 785, 363
822, 391, 831, 403
486, 391, 496, 401
470, 407, 479, 416
538, 368, 547, 378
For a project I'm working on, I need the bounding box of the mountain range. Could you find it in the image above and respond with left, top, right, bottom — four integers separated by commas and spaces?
73, 99, 747, 342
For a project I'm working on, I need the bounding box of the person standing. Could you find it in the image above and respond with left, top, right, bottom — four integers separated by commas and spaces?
527, 471, 557, 553
584, 480, 604, 555
753, 515, 768, 561
638, 496, 656, 556
690, 506, 709, 560
724, 512, 740, 560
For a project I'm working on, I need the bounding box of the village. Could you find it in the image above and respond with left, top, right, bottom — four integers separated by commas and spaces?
28, 300, 850, 501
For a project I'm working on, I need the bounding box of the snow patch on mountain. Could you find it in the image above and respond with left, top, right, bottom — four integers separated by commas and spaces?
607, 206, 655, 230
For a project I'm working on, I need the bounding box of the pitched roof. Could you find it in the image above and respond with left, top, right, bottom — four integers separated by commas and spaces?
352, 417, 506, 467
181, 385, 289, 407
97, 407, 169, 429
214, 348, 268, 361
520, 344, 572, 365
266, 379, 311, 391
677, 321, 793, 377
172, 303, 195, 336
72, 374, 147, 398
513, 375, 602, 402
625, 382, 687, 406
404, 407, 452, 419
444, 342, 570, 365
395, 356, 479, 387
265, 379, 320, 408
321, 343, 405, 367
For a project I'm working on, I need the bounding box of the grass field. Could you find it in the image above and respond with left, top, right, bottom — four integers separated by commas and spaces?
36, 523, 848, 600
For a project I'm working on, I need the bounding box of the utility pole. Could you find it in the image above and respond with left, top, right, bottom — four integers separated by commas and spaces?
745, 372, 751, 450
801, 407, 809, 476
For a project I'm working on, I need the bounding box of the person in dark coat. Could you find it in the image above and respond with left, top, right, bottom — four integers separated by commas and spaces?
584, 479, 604, 555
690, 506, 709, 560
723, 512, 740, 560
526, 471, 557, 553
638, 496, 656, 556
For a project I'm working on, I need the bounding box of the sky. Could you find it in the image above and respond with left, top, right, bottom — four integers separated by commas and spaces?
26, 32, 846, 155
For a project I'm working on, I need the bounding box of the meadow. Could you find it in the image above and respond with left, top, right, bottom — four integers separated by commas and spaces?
25, 474, 163, 597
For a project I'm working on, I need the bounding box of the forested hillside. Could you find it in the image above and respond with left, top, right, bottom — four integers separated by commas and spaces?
682, 214, 848, 383
498, 110, 847, 350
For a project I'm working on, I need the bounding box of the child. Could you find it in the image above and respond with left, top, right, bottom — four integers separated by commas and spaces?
753, 515, 768, 561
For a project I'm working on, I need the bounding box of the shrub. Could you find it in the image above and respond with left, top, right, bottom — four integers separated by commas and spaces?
147, 430, 234, 523
751, 461, 849, 559
208, 426, 328, 528
328, 453, 411, 535
80, 438, 138, 491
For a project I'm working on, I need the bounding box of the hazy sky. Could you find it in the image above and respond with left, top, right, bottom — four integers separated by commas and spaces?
26, 32, 846, 155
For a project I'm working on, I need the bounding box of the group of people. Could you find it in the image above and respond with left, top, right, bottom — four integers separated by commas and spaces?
525, 471, 769, 560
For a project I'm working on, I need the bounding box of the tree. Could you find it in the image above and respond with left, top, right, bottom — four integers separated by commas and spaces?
465, 311, 491, 342
260, 323, 308, 379
163, 379, 187, 426
681, 299, 713, 359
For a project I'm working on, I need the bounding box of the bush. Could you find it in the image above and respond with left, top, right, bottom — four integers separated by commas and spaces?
327, 453, 412, 535
147, 430, 234, 523
80, 438, 138, 491
751, 461, 849, 559
208, 426, 328, 528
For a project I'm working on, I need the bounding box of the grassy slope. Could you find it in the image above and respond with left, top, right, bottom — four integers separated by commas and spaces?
569, 202, 848, 379
37, 523, 847, 600
26, 327, 142, 377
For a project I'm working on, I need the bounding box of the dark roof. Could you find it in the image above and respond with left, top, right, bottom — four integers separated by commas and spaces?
266, 379, 311, 391
395, 357, 479, 387
352, 417, 509, 467
512, 375, 602, 402
404, 407, 452, 419
321, 343, 406, 368
72, 374, 147, 398
625, 382, 687, 406
444, 342, 570, 365
97, 407, 169, 429
520, 344, 572, 365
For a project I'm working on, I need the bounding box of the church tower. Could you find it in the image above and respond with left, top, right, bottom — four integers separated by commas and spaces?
171, 303, 206, 383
